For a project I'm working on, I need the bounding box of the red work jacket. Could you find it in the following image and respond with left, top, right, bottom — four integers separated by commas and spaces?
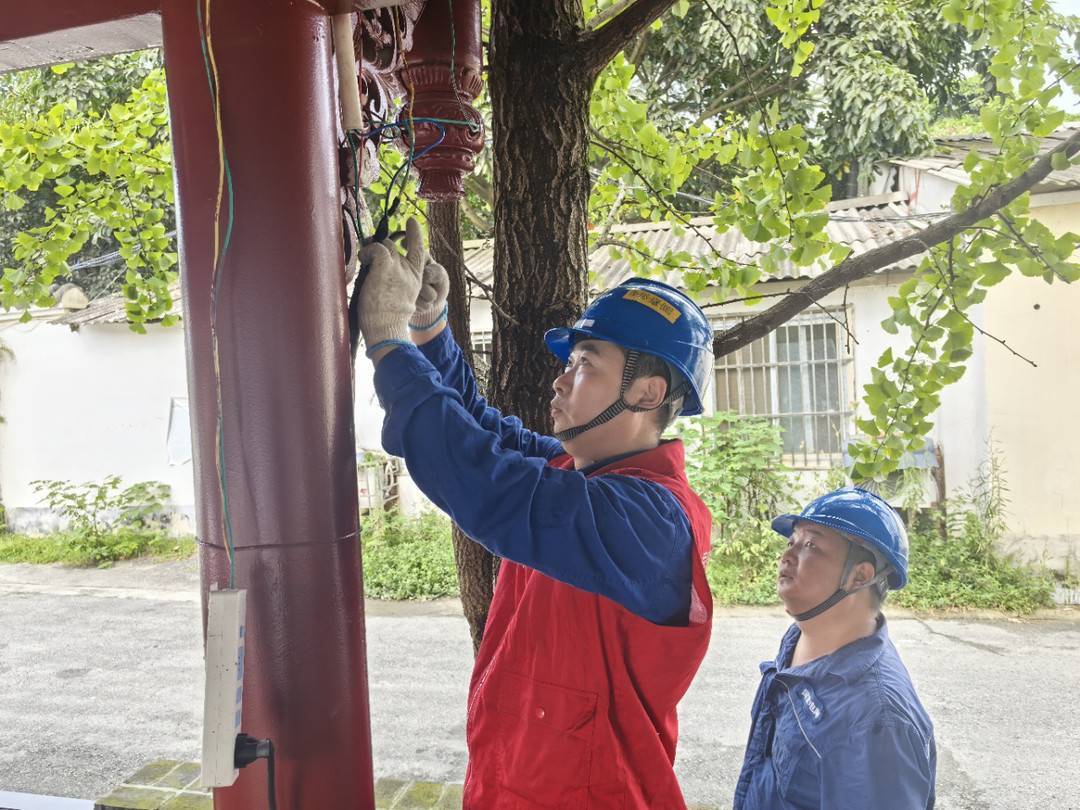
462, 441, 714, 809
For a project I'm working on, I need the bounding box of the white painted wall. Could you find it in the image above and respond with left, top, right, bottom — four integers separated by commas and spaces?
0, 318, 194, 531
982, 202, 1080, 566
899, 166, 1080, 565
0, 316, 424, 530
0, 282, 924, 528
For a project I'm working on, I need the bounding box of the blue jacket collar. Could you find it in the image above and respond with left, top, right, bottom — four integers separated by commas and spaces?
762, 613, 889, 686
569, 439, 688, 478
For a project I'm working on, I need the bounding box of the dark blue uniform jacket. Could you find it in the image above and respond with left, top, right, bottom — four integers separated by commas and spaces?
372, 327, 695, 626
734, 615, 936, 810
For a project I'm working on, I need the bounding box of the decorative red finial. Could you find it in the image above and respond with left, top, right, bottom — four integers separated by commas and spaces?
396, 0, 484, 201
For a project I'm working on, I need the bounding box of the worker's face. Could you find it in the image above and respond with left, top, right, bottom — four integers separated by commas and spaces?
550, 339, 626, 434
777, 522, 852, 614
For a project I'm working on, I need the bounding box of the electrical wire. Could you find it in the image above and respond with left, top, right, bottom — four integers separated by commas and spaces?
343, 130, 365, 248
196, 0, 238, 589
446, 0, 480, 135
61, 232, 178, 272
266, 740, 278, 810
393, 19, 418, 221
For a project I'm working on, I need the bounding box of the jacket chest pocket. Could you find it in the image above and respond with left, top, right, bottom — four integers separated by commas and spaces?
491, 672, 599, 809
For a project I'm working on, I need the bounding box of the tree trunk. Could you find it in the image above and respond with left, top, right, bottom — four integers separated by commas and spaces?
488, 0, 592, 432
427, 200, 498, 654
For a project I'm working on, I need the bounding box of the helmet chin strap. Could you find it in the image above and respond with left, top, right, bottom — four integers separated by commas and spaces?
790, 541, 892, 622
554, 349, 687, 443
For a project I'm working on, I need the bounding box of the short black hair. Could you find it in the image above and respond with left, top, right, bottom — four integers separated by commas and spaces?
628, 351, 683, 434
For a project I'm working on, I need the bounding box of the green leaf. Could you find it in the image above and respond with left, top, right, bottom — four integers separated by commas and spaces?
1032, 109, 1065, 138
979, 262, 1011, 286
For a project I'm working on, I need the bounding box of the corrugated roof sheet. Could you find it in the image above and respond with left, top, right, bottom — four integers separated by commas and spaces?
47, 198, 930, 327
891, 124, 1080, 192
50, 281, 183, 327
465, 197, 928, 292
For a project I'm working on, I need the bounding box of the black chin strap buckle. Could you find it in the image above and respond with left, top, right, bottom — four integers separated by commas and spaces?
790, 587, 851, 622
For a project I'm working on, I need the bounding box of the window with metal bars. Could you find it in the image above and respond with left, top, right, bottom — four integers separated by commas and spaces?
470, 330, 493, 392
712, 311, 854, 468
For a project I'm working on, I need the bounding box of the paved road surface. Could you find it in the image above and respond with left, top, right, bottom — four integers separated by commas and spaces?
1, 560, 1078, 809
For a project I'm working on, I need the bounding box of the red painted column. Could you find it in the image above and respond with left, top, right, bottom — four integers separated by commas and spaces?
160, 2, 374, 808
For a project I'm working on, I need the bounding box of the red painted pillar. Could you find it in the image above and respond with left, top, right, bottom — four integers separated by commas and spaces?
160, 2, 374, 808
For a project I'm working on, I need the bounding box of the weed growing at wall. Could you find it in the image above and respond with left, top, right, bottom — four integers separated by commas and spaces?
30, 476, 172, 565
894, 453, 1054, 613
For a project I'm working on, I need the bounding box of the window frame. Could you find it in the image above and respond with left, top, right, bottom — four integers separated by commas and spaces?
709, 307, 856, 470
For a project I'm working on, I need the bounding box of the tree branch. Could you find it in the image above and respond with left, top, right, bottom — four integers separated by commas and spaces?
459, 195, 492, 233
586, 0, 637, 31
579, 0, 679, 76
694, 76, 796, 125
712, 127, 1080, 358
464, 173, 494, 208
692, 63, 772, 125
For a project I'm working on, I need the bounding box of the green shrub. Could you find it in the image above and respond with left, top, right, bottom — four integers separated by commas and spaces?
893, 455, 1054, 613
0, 531, 195, 565
30, 476, 172, 565
894, 527, 1055, 613
705, 524, 786, 606
360, 509, 459, 600
675, 412, 793, 605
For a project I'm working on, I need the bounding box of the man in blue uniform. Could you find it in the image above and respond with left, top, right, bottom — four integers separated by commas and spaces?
733, 488, 936, 810
355, 220, 717, 807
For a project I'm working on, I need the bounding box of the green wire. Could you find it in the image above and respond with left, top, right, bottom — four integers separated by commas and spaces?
196, 0, 237, 589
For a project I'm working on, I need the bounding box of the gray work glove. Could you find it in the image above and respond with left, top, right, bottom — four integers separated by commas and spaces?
411, 258, 449, 330
357, 217, 425, 357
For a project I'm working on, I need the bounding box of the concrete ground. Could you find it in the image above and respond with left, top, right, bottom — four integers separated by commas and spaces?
1, 559, 1078, 809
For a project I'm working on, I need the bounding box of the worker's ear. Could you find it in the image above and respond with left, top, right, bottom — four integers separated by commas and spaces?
626, 374, 667, 411
847, 561, 876, 591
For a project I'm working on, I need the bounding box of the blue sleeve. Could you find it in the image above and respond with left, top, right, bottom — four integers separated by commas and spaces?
374, 346, 694, 626
820, 720, 935, 810
417, 327, 563, 461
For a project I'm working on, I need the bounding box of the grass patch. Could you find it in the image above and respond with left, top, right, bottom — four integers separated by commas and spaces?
892, 527, 1055, 613
0, 532, 196, 566
706, 531, 786, 607
360, 510, 459, 600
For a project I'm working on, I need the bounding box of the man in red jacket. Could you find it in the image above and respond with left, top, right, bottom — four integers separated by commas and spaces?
358, 219, 715, 808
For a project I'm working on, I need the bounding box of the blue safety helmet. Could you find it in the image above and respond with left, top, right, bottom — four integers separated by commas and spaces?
772, 487, 910, 589
544, 278, 714, 416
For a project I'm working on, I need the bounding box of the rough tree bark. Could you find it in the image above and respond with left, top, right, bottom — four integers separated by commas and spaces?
487, 1, 592, 431
487, 0, 677, 432
427, 200, 498, 654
